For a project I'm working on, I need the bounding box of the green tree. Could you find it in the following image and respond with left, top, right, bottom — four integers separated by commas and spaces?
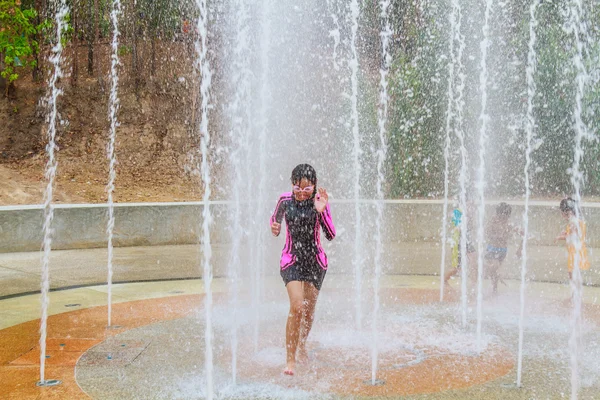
0, 0, 39, 96
385, 2, 447, 198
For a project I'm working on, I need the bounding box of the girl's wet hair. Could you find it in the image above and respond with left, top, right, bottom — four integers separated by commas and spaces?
560, 197, 577, 214
291, 164, 317, 186
291, 164, 317, 199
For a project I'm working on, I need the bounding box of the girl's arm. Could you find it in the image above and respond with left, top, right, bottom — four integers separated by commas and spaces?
270, 193, 291, 236
315, 188, 335, 240
319, 203, 336, 241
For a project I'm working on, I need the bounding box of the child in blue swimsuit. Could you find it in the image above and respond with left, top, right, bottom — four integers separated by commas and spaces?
270, 164, 335, 376
484, 202, 522, 294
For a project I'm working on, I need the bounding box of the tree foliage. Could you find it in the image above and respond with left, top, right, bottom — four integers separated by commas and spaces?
0, 0, 39, 95
381, 0, 600, 198
1, 0, 598, 198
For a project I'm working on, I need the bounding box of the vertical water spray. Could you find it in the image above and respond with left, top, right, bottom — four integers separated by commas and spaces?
228, 0, 252, 384
371, 0, 391, 384
566, 0, 590, 398
349, 0, 363, 329
37, 1, 69, 387
105, 0, 123, 329
439, 0, 458, 302
517, 0, 540, 387
326, 0, 342, 70
252, 0, 272, 353
227, 135, 241, 386
475, 0, 494, 350
194, 0, 214, 396
453, 0, 469, 329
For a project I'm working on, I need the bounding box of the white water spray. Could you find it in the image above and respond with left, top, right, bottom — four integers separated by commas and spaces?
449, 0, 469, 329
194, 0, 214, 397
517, 0, 540, 387
326, 0, 342, 70
475, 0, 494, 350
566, 0, 591, 398
349, 0, 363, 330
439, 0, 459, 302
105, 0, 122, 329
38, 1, 69, 387
371, 0, 391, 384
252, 0, 273, 353
228, 0, 252, 384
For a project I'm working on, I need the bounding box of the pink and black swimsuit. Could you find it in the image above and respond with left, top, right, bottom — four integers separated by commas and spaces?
270, 192, 336, 290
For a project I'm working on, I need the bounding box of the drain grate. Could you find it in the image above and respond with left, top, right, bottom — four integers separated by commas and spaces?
36, 380, 62, 387
500, 383, 522, 389
363, 379, 386, 386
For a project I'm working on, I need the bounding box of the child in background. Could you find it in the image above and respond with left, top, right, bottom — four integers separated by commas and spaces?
484, 202, 523, 295
451, 209, 463, 270
444, 200, 477, 288
555, 197, 590, 280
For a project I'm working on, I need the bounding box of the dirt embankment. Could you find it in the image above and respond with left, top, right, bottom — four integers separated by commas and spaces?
1, 47, 205, 206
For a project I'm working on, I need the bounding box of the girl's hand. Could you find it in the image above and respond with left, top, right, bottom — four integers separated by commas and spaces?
314, 188, 329, 213
271, 222, 281, 237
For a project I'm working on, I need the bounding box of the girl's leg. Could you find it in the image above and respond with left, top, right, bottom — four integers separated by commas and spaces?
298, 282, 320, 363
285, 281, 305, 374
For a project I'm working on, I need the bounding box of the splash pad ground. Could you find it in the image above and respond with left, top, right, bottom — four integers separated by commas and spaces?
1, 246, 599, 399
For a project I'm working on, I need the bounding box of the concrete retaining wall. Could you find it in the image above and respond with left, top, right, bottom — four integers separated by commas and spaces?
1, 200, 599, 291
1, 200, 599, 252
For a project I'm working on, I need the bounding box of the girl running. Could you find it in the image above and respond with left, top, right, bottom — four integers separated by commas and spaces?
270, 164, 335, 376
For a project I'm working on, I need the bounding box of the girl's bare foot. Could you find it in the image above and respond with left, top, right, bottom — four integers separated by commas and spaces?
284, 361, 295, 376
